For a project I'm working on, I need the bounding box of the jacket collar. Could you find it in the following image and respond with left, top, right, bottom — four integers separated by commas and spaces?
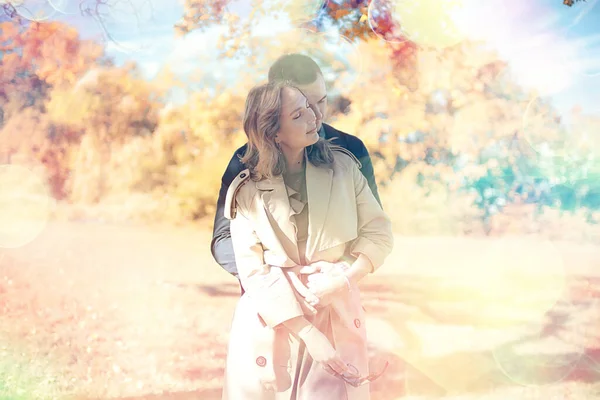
255, 152, 333, 264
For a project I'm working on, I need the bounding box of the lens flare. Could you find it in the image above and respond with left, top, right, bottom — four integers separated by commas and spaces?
48, 0, 81, 15
577, 297, 600, 371
492, 304, 585, 386
369, 0, 470, 49
12, 0, 57, 21
522, 96, 600, 178
482, 239, 583, 386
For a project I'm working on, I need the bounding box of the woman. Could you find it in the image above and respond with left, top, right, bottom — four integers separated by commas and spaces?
222, 80, 393, 400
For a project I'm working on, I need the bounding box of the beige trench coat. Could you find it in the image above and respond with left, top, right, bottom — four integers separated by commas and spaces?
222, 150, 394, 400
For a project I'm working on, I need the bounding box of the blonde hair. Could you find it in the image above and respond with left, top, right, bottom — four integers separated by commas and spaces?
240, 80, 334, 180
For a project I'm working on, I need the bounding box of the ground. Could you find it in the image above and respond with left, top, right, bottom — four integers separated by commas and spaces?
1, 221, 600, 399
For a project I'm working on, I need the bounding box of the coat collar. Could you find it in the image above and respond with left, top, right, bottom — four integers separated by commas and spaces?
255, 152, 333, 264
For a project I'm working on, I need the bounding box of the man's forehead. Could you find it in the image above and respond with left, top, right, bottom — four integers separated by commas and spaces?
296, 77, 326, 99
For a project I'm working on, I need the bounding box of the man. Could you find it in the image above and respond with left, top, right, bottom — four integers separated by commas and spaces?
211, 53, 381, 279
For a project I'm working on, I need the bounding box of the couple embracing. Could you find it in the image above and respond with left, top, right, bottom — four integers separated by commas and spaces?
210, 53, 394, 400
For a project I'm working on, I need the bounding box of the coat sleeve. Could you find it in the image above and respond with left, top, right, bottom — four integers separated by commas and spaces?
210, 147, 246, 278
348, 161, 394, 272
357, 145, 382, 208
345, 134, 382, 208
231, 201, 304, 328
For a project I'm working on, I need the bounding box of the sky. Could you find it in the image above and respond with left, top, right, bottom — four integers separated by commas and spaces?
544, 0, 600, 115
5, 0, 600, 118
456, 0, 600, 118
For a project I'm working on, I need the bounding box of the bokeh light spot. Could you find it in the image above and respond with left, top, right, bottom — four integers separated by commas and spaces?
369, 0, 470, 49
48, 0, 82, 15
12, 0, 57, 21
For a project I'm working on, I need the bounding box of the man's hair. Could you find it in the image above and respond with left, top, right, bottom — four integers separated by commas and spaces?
268, 53, 323, 85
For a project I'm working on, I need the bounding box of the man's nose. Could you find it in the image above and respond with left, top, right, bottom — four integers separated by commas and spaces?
308, 107, 317, 122
311, 104, 322, 120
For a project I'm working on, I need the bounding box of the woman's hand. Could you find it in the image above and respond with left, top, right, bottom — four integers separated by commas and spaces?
299, 261, 349, 300
306, 272, 347, 299
299, 325, 355, 377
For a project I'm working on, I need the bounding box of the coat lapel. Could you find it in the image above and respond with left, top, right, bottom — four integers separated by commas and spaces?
256, 176, 301, 265
256, 153, 334, 265
305, 159, 333, 261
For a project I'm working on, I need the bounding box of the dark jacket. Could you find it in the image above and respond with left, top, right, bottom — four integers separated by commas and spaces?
210, 123, 381, 278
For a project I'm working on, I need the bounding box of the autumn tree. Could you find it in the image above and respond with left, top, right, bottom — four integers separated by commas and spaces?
143, 89, 247, 220
175, 0, 419, 89
0, 20, 105, 198
45, 63, 163, 203
325, 36, 573, 234
176, 0, 382, 42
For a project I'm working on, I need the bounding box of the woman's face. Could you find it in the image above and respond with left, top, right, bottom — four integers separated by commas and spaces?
275, 86, 318, 152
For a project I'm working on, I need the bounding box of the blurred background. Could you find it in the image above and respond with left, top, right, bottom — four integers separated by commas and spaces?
1, 0, 600, 399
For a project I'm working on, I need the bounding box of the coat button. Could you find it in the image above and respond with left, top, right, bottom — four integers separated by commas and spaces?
256, 356, 267, 367
354, 319, 361, 328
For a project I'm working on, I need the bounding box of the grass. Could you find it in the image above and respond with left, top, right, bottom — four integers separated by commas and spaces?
1, 220, 600, 399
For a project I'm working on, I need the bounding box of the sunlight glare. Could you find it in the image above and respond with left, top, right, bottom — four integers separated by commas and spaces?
369, 0, 472, 49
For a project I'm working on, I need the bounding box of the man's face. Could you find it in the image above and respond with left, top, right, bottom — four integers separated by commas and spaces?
296, 74, 327, 131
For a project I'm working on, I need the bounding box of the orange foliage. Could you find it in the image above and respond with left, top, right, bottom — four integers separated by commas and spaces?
0, 21, 103, 89
0, 20, 104, 198
0, 4, 591, 233
175, 0, 229, 35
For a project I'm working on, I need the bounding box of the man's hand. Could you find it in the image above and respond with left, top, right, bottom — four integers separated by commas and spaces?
299, 261, 349, 301
307, 272, 347, 299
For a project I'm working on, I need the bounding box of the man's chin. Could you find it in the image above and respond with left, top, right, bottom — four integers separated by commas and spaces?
307, 134, 319, 145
